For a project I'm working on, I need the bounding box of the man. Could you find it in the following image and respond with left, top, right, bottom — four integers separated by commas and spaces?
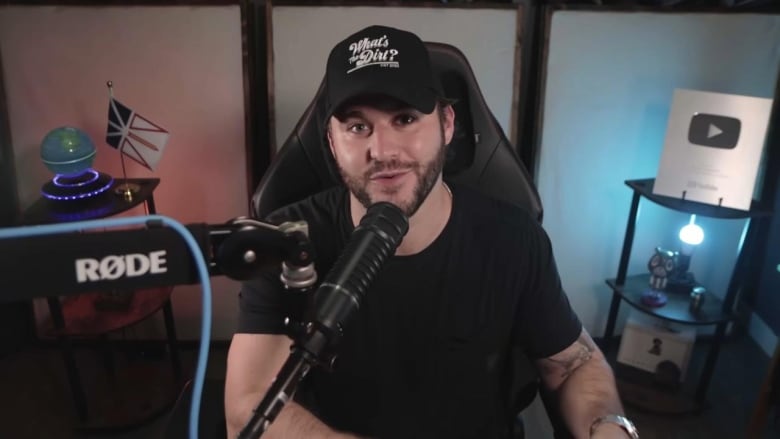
226, 25, 638, 439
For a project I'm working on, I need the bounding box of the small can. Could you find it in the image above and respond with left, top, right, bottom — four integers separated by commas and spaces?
690, 286, 706, 312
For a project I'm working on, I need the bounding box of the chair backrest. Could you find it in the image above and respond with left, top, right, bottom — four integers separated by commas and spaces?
251, 42, 542, 223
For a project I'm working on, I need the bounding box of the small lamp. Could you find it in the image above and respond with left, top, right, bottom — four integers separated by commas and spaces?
668, 214, 704, 293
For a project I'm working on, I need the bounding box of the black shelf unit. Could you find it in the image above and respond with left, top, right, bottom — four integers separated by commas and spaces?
624, 179, 773, 220
606, 275, 733, 326
603, 178, 772, 413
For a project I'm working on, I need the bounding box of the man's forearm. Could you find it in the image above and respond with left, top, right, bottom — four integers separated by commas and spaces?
555, 349, 624, 438
228, 400, 362, 439
536, 330, 626, 438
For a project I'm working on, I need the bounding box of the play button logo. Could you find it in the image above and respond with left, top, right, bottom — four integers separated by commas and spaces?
708, 124, 722, 138
688, 113, 741, 149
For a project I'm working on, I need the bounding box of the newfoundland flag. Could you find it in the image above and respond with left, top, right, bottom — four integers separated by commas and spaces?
106, 96, 169, 171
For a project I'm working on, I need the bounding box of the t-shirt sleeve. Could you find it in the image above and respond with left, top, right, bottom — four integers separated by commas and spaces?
513, 221, 582, 359
237, 268, 308, 334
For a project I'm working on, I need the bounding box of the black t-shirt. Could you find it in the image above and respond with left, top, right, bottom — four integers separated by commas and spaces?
238, 184, 582, 439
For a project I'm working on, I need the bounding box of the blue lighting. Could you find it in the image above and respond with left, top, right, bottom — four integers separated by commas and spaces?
679, 214, 704, 246
41, 171, 114, 201
52, 169, 99, 188
51, 205, 115, 222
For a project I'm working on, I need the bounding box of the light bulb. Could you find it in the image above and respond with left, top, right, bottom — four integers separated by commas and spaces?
679, 215, 704, 246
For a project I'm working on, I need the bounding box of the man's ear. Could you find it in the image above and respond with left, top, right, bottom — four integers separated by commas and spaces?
442, 105, 456, 146
326, 123, 336, 158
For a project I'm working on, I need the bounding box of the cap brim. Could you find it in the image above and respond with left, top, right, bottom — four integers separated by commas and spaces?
327, 80, 438, 121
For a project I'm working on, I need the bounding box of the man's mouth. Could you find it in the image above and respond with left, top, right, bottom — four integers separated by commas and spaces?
370, 169, 411, 181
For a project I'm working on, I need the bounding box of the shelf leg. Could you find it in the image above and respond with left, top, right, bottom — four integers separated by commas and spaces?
603, 292, 622, 351
162, 298, 182, 382
99, 333, 115, 379
616, 191, 641, 285
47, 297, 88, 421
696, 321, 727, 403
601, 189, 640, 352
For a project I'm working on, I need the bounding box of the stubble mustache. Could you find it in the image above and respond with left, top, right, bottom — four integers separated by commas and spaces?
364, 159, 419, 180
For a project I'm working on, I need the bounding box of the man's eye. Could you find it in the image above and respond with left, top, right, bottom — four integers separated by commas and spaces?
348, 123, 367, 133
396, 114, 417, 125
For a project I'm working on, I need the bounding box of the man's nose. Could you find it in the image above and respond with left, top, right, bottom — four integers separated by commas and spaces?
368, 125, 400, 161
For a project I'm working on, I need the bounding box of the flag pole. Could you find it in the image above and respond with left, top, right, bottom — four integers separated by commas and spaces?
107, 81, 140, 200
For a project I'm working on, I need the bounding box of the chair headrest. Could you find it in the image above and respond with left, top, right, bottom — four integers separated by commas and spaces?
252, 42, 542, 222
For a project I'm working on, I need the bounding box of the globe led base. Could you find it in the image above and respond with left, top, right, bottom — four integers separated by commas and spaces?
41, 168, 114, 201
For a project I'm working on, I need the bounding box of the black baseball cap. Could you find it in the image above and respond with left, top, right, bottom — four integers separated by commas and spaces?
325, 25, 445, 119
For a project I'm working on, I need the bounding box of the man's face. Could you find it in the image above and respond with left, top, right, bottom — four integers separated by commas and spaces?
327, 97, 455, 217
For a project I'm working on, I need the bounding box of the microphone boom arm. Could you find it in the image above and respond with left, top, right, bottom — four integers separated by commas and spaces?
0, 217, 317, 302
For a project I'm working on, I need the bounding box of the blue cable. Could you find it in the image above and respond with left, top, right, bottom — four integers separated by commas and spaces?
0, 214, 210, 439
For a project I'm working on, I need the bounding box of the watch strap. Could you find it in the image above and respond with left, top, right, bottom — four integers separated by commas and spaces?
590, 414, 639, 438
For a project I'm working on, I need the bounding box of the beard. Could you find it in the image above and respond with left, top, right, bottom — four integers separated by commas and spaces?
337, 124, 447, 218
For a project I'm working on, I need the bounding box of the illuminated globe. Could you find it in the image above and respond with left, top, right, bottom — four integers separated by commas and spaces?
40, 126, 96, 177
39, 126, 112, 202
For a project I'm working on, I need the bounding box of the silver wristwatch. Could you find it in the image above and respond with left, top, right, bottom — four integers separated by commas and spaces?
590, 414, 639, 438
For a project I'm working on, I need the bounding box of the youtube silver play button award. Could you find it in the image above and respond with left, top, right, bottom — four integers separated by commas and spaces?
653, 89, 773, 211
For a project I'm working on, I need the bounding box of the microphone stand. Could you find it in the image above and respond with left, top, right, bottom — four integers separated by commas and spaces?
236, 325, 332, 438
237, 202, 408, 439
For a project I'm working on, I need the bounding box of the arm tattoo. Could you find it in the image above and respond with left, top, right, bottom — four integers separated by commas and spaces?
543, 334, 595, 380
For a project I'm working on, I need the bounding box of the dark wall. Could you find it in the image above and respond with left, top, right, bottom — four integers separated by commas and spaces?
752, 68, 780, 336
0, 43, 18, 227
0, 50, 35, 356
243, 0, 272, 196
754, 211, 780, 336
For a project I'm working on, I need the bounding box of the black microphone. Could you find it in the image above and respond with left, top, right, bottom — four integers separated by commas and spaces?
237, 202, 408, 439
307, 201, 409, 348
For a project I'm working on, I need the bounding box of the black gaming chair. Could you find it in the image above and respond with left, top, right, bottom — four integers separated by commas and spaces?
251, 42, 542, 223
250, 42, 552, 438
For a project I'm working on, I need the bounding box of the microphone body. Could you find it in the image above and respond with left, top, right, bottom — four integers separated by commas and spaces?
309, 201, 409, 346
238, 202, 408, 439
